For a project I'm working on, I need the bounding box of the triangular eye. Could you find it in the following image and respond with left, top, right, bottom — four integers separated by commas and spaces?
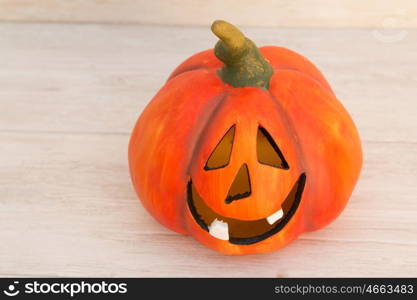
204, 125, 235, 170
256, 126, 289, 169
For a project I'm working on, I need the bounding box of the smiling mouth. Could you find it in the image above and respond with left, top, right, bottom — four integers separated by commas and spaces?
187, 173, 306, 245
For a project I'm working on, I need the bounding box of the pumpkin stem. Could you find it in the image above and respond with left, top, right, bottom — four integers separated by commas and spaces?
211, 20, 273, 89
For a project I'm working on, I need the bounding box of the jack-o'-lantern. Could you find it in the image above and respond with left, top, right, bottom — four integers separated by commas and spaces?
129, 20, 362, 255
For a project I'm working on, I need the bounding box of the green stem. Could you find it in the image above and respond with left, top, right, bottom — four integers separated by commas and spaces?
211, 20, 273, 89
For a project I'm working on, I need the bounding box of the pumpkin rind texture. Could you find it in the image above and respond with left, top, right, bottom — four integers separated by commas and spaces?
128, 21, 362, 255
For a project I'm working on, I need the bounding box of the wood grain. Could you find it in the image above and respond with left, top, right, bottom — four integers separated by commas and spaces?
0, 23, 416, 277
0, 0, 416, 28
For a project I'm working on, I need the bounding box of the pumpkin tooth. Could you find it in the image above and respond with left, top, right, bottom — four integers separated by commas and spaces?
208, 218, 229, 240
266, 209, 284, 225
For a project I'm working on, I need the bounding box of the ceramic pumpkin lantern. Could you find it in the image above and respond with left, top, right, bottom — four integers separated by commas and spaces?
129, 20, 362, 255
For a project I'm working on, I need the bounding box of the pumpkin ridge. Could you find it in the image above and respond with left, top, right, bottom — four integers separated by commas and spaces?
271, 67, 334, 95
167, 66, 212, 82
266, 90, 308, 179
184, 91, 230, 177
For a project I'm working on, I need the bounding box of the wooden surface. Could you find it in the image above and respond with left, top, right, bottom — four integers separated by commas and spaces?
0, 0, 416, 28
0, 22, 416, 277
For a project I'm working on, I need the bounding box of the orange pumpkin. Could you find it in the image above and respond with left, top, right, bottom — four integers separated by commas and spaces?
129, 20, 362, 255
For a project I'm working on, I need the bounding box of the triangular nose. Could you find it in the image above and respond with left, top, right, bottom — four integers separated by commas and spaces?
225, 164, 251, 204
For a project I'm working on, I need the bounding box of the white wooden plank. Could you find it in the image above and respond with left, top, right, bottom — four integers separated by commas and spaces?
0, 133, 416, 277
0, 23, 416, 143
0, 0, 416, 28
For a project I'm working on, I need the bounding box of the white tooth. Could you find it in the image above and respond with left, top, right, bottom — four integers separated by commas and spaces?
208, 219, 229, 240
267, 209, 284, 225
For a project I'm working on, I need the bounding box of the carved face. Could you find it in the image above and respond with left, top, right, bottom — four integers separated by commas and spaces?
188, 123, 306, 245
184, 90, 308, 250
